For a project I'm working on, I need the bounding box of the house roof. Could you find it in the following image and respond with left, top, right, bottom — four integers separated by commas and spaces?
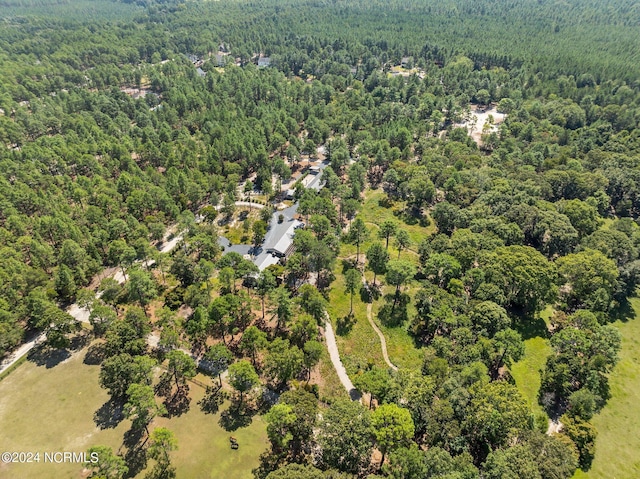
306, 171, 325, 191
257, 57, 271, 67
263, 218, 303, 255
254, 251, 281, 271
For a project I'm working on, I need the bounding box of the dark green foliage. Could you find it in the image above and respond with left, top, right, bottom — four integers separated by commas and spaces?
0, 2, 639, 477
316, 400, 372, 474
559, 415, 597, 470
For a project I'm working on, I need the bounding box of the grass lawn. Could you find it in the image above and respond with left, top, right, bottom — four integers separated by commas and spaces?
0, 346, 266, 479
377, 320, 423, 370
359, 189, 435, 249
573, 297, 640, 479
510, 336, 552, 418
373, 283, 423, 371
326, 264, 386, 374
220, 207, 263, 245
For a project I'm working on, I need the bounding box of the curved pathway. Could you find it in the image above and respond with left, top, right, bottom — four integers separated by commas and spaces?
367, 303, 398, 371
323, 314, 361, 401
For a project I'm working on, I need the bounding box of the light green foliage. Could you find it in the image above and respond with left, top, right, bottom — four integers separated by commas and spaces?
483, 444, 541, 479
228, 360, 260, 406
560, 415, 597, 470
265, 403, 297, 451
264, 338, 304, 388
123, 383, 166, 434
86, 445, 128, 479
463, 382, 531, 452
166, 349, 196, 386
366, 242, 389, 285
147, 427, 178, 477
556, 249, 619, 311
371, 403, 415, 463
483, 245, 557, 314
99, 353, 156, 399
344, 267, 361, 315
265, 463, 325, 479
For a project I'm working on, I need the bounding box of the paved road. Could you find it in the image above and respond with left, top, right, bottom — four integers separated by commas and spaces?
0, 332, 46, 376
366, 303, 398, 372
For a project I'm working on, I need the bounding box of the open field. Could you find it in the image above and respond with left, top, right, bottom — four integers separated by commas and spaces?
0, 346, 266, 479
573, 297, 640, 479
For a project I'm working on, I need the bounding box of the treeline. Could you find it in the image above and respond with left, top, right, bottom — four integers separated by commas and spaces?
0, 0, 639, 477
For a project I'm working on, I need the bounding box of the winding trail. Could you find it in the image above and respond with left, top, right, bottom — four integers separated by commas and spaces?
366, 303, 398, 371
323, 314, 361, 401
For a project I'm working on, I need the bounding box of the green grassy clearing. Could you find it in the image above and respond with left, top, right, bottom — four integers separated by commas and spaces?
572, 297, 640, 479
359, 189, 435, 249
377, 320, 423, 371
327, 264, 386, 374
0, 346, 266, 479
220, 207, 263, 245
327, 188, 433, 376
372, 283, 423, 371
510, 336, 552, 418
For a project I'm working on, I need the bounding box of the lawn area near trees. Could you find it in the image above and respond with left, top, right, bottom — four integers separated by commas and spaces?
573, 297, 640, 479
359, 189, 436, 250
327, 264, 387, 374
510, 336, 552, 419
373, 298, 423, 371
510, 307, 553, 419
0, 346, 266, 479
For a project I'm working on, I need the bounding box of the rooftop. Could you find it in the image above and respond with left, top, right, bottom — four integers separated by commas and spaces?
263, 217, 303, 256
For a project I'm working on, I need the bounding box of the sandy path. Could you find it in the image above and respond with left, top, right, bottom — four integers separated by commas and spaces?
0, 332, 46, 376
323, 314, 361, 401
547, 419, 563, 435
2, 223, 187, 379
366, 303, 398, 371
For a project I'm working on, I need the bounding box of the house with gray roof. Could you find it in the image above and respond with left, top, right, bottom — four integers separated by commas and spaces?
257, 56, 272, 68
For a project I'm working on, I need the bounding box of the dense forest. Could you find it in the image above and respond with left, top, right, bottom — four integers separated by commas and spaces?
1, 0, 640, 478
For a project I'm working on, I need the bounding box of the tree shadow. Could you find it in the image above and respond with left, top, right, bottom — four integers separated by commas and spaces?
163, 384, 191, 417
123, 426, 146, 451
84, 342, 107, 365
513, 314, 549, 340
608, 298, 635, 323
69, 331, 91, 351
122, 444, 147, 479
219, 404, 255, 431
198, 385, 227, 415
341, 258, 358, 273
144, 463, 176, 479
336, 314, 356, 336
28, 346, 70, 369
94, 398, 125, 430
378, 293, 410, 327
360, 282, 381, 303
348, 387, 363, 401
154, 373, 173, 398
